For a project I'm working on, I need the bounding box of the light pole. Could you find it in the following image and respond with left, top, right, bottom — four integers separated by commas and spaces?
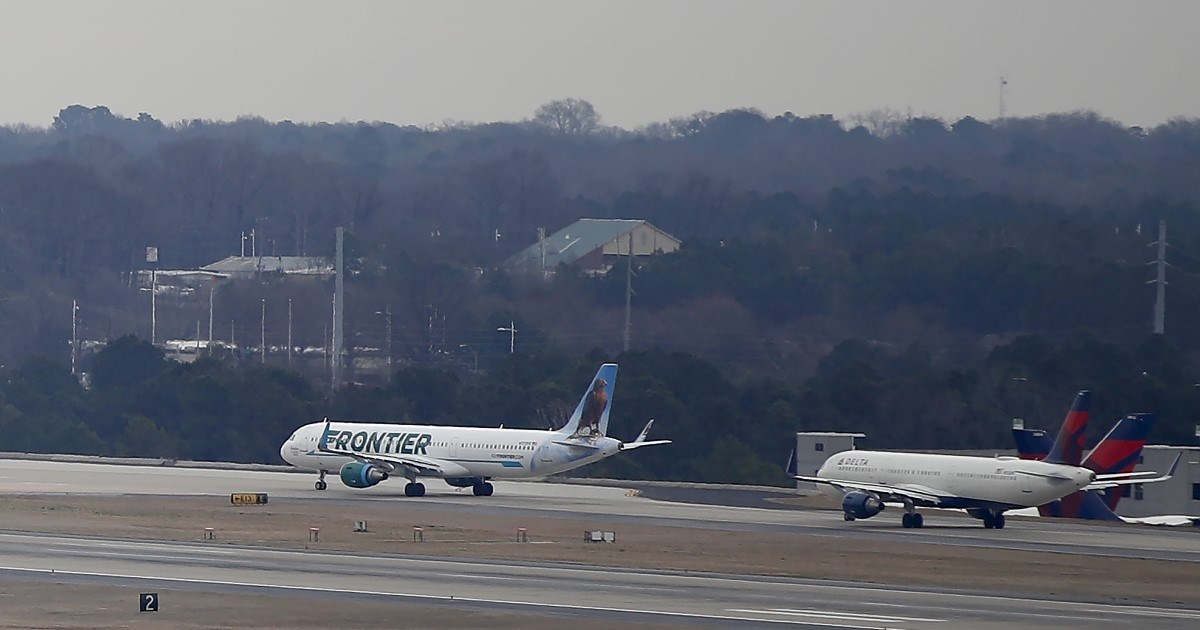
260, 298, 266, 364
375, 307, 393, 373
287, 298, 293, 366
497, 321, 517, 354
70, 300, 79, 377
146, 246, 158, 345
459, 344, 478, 372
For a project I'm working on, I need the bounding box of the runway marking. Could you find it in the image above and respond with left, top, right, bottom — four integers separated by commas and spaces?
0, 565, 835, 627
1081, 607, 1200, 620
729, 607, 943, 624
433, 573, 516, 581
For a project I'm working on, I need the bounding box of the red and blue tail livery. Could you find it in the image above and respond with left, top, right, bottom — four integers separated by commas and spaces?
1012, 411, 1155, 521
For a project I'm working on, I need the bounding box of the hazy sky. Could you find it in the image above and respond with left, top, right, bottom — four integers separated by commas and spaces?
2, 1, 1197, 129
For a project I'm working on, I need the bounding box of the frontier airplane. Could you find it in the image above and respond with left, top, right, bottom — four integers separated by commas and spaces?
279, 363, 669, 497
788, 391, 1173, 529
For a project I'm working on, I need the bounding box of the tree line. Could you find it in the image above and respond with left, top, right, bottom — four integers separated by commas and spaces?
2, 332, 1195, 486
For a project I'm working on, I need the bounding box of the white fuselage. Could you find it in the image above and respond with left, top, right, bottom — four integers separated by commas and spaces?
815, 450, 1095, 509
280, 421, 621, 480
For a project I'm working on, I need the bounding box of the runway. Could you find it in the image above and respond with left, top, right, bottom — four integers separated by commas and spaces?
2, 458, 1200, 627
2, 531, 1198, 629
1, 458, 1198, 563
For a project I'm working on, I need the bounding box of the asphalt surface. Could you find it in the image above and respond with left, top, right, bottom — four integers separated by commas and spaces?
2, 531, 1199, 629
2, 459, 1200, 628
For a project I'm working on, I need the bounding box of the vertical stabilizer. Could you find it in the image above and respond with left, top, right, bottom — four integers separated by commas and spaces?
1084, 413, 1155, 511
558, 363, 618, 438
1045, 390, 1090, 466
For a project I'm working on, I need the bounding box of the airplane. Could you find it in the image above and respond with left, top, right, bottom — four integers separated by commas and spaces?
787, 391, 1172, 530
279, 363, 669, 497
1013, 412, 1186, 523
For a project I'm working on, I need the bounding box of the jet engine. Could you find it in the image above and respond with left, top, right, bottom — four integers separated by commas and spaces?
339, 462, 388, 488
841, 491, 884, 519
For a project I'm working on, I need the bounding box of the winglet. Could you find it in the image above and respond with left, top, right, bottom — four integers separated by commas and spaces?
317, 417, 332, 452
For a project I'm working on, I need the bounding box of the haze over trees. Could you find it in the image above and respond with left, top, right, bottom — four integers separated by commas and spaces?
1, 100, 1199, 481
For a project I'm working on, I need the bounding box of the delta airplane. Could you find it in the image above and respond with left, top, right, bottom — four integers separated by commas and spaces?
279, 363, 669, 497
788, 391, 1172, 529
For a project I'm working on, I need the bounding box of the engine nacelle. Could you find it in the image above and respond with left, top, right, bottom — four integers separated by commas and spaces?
842, 491, 884, 519
339, 462, 388, 488
444, 477, 479, 488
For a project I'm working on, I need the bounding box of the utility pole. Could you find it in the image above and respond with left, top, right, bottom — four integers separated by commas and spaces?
998, 75, 1008, 121
332, 227, 345, 389
540, 225, 549, 270
383, 306, 392, 373
260, 298, 266, 364
498, 321, 517, 354
70, 300, 78, 377
623, 232, 635, 352
146, 246, 158, 345
1150, 220, 1168, 334
207, 285, 215, 342
287, 298, 293, 366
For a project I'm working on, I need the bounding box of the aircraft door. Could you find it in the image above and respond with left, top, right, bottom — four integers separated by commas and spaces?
450, 437, 460, 458
1019, 471, 1033, 493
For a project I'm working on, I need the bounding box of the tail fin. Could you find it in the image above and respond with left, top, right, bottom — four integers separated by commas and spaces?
1045, 390, 1090, 466
557, 363, 618, 437
1083, 413, 1155, 511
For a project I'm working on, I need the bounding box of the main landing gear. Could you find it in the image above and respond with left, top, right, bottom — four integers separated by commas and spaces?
404, 482, 426, 497
981, 511, 1006, 529
315, 470, 327, 491
900, 499, 924, 528
472, 481, 494, 496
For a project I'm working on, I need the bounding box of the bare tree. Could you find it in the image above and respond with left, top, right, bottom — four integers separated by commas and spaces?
532, 98, 600, 135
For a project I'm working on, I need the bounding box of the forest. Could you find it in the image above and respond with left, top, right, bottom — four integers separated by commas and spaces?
1, 101, 1199, 482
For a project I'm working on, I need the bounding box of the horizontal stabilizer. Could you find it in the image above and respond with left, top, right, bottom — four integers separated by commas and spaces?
1084, 453, 1180, 490
619, 439, 671, 451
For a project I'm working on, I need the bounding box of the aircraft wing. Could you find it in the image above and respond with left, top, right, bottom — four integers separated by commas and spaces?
792, 474, 946, 505
320, 442, 449, 475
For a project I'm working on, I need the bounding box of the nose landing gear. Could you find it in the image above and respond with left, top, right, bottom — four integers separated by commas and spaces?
315, 470, 327, 491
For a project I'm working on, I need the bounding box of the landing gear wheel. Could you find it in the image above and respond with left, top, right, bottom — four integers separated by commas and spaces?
473, 481, 494, 497
404, 482, 426, 497
902, 513, 912, 528
994, 513, 1005, 530
315, 471, 327, 491
982, 512, 996, 529
843, 512, 855, 522
912, 513, 924, 528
